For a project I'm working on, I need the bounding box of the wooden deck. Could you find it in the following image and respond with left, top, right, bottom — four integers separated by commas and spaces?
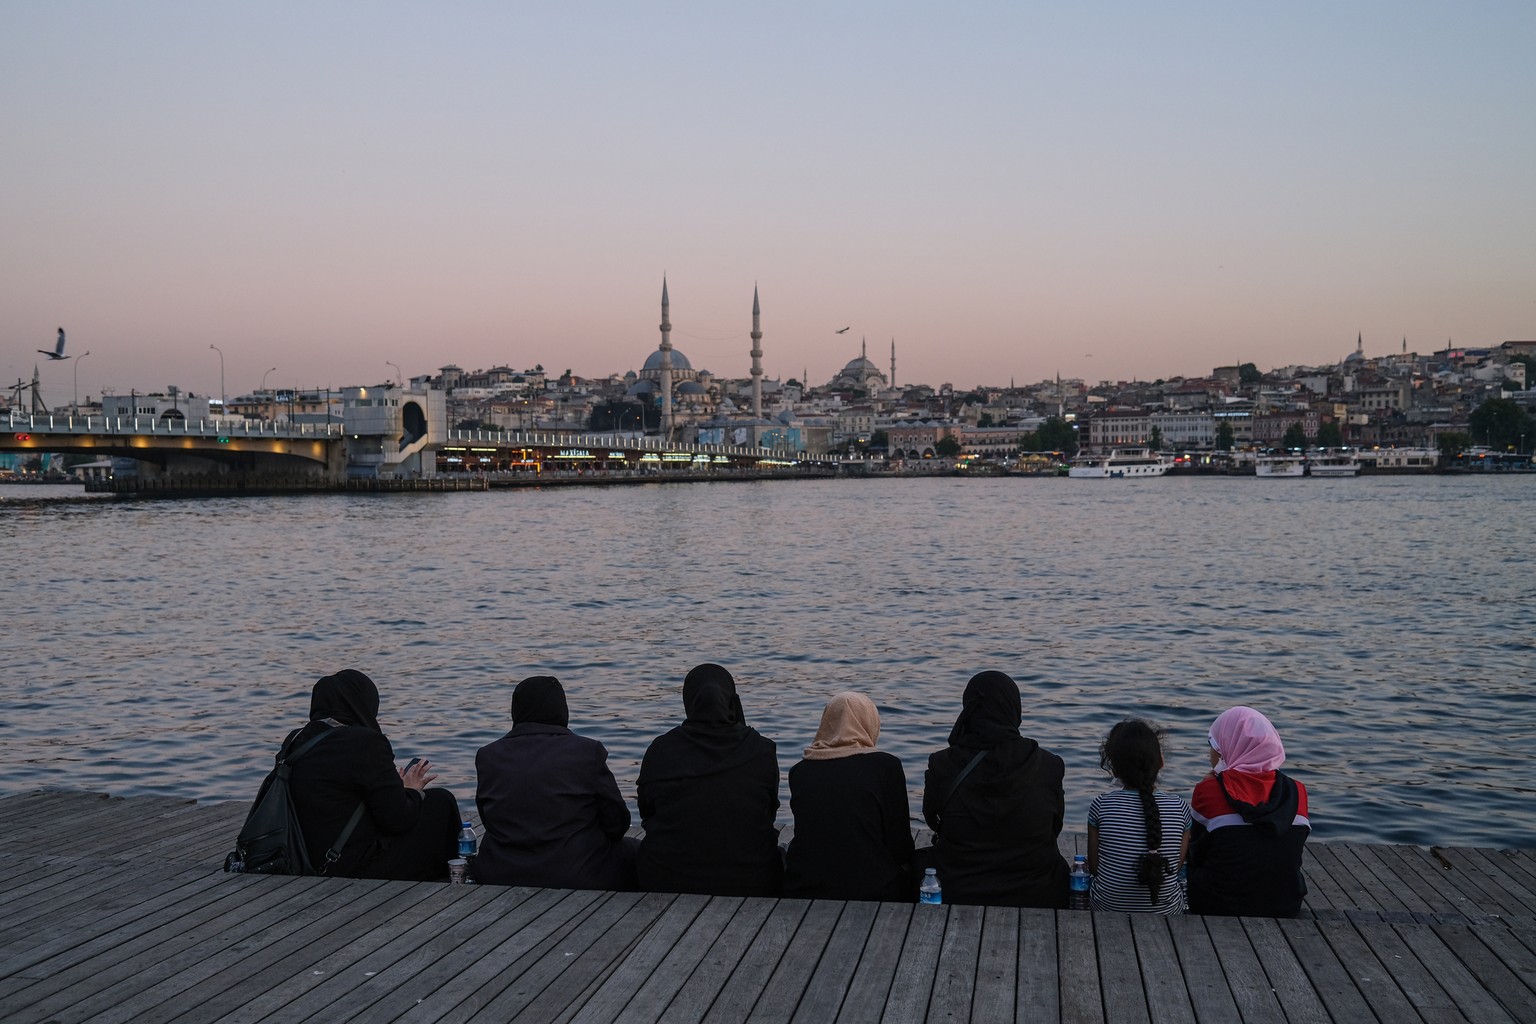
1, 791, 1533, 1023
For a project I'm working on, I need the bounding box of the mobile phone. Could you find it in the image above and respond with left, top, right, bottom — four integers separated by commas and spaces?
404, 757, 422, 772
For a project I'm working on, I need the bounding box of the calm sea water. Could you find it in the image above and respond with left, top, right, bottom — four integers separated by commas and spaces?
4, 476, 1534, 849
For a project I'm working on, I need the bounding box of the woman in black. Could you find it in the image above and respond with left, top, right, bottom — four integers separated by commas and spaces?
922, 670, 1069, 908
474, 675, 638, 890
286, 669, 461, 881
784, 691, 914, 901
636, 663, 782, 897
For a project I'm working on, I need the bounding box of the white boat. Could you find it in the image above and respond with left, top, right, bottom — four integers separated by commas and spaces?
1067, 448, 1172, 478
1307, 450, 1362, 477
1255, 453, 1306, 478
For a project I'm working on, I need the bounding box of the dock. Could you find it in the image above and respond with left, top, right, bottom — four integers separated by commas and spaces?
2, 790, 1533, 1023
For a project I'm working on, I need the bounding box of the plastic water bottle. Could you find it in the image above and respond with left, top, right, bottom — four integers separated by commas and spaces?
458, 821, 478, 859
919, 867, 942, 905
1069, 855, 1091, 910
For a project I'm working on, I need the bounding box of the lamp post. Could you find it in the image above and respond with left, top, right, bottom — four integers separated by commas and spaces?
73, 350, 91, 417
386, 361, 402, 387
209, 344, 225, 419
262, 367, 277, 422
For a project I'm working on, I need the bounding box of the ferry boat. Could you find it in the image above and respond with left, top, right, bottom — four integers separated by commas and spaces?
1067, 448, 1172, 479
1307, 449, 1362, 477
1255, 452, 1306, 478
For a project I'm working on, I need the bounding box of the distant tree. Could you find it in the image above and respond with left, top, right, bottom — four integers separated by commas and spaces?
869, 429, 889, 450
1468, 397, 1531, 450
977, 412, 995, 428
1316, 421, 1344, 447
786, 378, 801, 389
935, 436, 962, 458
1148, 425, 1164, 452
1437, 431, 1471, 460
1035, 416, 1078, 455
1282, 423, 1308, 449
1215, 422, 1235, 451
1239, 362, 1263, 385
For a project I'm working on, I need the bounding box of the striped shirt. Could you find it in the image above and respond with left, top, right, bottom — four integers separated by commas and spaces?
1087, 787, 1191, 915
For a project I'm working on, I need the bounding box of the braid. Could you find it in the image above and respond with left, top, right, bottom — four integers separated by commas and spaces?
1102, 718, 1173, 902
1135, 785, 1168, 900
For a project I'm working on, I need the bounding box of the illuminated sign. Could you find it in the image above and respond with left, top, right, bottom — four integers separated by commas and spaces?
608, 451, 627, 459
639, 454, 661, 463
661, 453, 692, 462
555, 449, 595, 459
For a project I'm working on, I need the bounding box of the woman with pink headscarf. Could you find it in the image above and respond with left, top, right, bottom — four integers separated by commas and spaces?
1187, 706, 1311, 917
783, 692, 914, 901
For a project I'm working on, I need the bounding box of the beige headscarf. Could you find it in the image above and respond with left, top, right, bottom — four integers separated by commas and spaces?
803, 692, 881, 760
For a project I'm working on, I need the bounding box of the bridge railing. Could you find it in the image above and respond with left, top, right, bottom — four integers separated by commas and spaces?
439, 427, 832, 463
3, 411, 344, 439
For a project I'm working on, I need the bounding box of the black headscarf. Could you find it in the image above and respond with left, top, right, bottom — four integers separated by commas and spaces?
310, 669, 382, 733
681, 663, 746, 738
947, 670, 1024, 749
511, 675, 570, 728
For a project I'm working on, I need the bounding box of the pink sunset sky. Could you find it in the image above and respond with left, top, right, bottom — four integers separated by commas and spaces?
3, 2, 1533, 408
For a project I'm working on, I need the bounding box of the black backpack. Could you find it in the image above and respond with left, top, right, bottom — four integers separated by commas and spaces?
224, 726, 365, 876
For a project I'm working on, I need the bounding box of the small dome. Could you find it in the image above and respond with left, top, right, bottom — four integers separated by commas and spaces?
626, 379, 658, 396
677, 381, 706, 395
643, 349, 693, 372
623, 369, 637, 382
718, 396, 738, 413
843, 356, 880, 374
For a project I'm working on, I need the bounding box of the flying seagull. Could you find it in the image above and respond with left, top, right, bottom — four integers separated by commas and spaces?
835, 326, 850, 334
38, 328, 69, 361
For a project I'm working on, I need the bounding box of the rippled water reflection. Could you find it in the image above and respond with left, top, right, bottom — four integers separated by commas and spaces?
5, 476, 1534, 848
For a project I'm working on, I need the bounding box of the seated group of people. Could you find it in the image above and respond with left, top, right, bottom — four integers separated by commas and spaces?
274, 665, 1311, 917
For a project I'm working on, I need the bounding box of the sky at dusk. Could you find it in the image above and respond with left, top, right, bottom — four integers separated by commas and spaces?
3, 2, 1533, 408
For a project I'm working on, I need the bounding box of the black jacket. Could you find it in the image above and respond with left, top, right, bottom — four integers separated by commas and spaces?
923, 738, 1069, 908
474, 723, 635, 890
636, 725, 782, 896
784, 751, 915, 901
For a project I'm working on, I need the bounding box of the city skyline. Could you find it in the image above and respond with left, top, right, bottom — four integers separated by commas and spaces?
4, 3, 1533, 407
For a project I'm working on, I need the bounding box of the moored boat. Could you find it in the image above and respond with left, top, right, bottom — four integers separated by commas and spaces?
1255, 452, 1306, 478
1067, 448, 1173, 479
1307, 449, 1362, 477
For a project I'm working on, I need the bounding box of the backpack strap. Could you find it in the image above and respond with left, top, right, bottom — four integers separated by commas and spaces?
280, 723, 369, 874
932, 749, 988, 832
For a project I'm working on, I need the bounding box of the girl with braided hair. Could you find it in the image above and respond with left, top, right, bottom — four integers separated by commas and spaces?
1086, 719, 1191, 914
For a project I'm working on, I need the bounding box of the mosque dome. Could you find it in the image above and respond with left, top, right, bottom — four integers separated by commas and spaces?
626, 379, 659, 396
677, 381, 707, 395
843, 355, 880, 375
718, 396, 738, 413
643, 349, 693, 372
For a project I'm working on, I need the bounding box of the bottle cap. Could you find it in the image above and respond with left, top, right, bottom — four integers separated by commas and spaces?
1074, 854, 1086, 862
924, 867, 936, 875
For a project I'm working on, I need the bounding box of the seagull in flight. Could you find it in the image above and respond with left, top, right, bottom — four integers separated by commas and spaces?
835, 326, 850, 334
38, 327, 69, 361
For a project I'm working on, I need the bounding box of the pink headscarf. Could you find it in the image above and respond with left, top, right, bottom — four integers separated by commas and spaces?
803, 692, 880, 760
1209, 706, 1286, 774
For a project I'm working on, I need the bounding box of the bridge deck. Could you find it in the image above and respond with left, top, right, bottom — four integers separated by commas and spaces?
1, 791, 1532, 1023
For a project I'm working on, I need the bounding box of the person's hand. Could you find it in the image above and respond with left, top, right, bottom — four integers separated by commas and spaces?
401, 758, 437, 792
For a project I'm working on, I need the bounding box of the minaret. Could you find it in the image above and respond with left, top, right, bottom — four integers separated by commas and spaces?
659, 277, 673, 439
890, 338, 896, 389
1357, 332, 1364, 357
750, 285, 763, 420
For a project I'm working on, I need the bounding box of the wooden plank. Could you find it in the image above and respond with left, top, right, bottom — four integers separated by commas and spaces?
1276, 916, 1389, 1024
833, 901, 911, 1024
128, 880, 449, 1024
878, 904, 946, 1024
1426, 848, 1522, 918
211, 882, 500, 1024
4, 873, 334, 1019
1091, 912, 1149, 1024
562, 893, 712, 1024
690, 899, 809, 1024
1379, 845, 1484, 919
1342, 842, 1437, 915
574, 895, 743, 1024
1016, 907, 1059, 1024
1236, 916, 1330, 1024
1298, 845, 1355, 913
1199, 915, 1287, 1024
1345, 916, 1471, 1024
787, 900, 881, 1024
1126, 914, 1195, 1024
654, 896, 778, 1024
924, 902, 983, 1024
0, 855, 193, 947
392, 888, 612, 1024
743, 899, 848, 1024
1426, 920, 1536, 1024
1055, 909, 1104, 1024
1453, 849, 1536, 917
970, 905, 1017, 1024
1165, 914, 1240, 1024
1387, 918, 1520, 1024
1308, 844, 1399, 914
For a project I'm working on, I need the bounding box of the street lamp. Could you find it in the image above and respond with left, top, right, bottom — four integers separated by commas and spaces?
386, 361, 402, 387
209, 344, 225, 418
73, 350, 91, 417
262, 367, 277, 422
